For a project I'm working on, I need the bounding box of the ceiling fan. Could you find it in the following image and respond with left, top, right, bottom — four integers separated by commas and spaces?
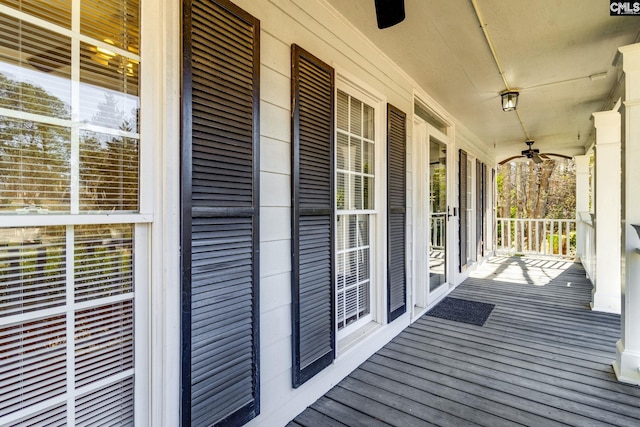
374, 0, 405, 29
499, 140, 572, 165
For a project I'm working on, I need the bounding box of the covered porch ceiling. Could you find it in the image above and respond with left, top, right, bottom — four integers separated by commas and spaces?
323, 0, 640, 163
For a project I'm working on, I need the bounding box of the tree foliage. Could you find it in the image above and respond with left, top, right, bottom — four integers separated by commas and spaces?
497, 158, 576, 219
0, 73, 138, 212
0, 74, 70, 208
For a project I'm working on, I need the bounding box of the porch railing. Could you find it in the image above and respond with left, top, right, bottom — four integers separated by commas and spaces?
496, 218, 577, 258
430, 212, 446, 249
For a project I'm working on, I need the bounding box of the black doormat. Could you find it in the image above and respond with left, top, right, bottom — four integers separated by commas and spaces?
426, 297, 495, 326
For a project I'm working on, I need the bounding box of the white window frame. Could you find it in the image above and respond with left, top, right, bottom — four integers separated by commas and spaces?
335, 72, 386, 344
0, 3, 153, 425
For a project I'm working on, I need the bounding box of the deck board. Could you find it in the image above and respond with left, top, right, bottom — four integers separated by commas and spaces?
288, 257, 640, 427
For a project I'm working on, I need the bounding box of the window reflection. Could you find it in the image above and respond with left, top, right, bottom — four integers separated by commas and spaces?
0, 13, 71, 116
0, 1, 71, 28
0, 1, 140, 214
0, 225, 66, 317
80, 131, 138, 212
0, 116, 71, 211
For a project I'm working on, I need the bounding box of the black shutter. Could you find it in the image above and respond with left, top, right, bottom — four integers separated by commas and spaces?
459, 149, 468, 272
291, 45, 335, 388
181, 1, 260, 425
476, 160, 485, 258
387, 104, 406, 322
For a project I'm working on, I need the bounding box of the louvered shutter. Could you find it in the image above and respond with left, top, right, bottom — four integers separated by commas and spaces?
181, 1, 260, 425
387, 104, 406, 322
459, 149, 468, 272
291, 44, 335, 388
476, 160, 485, 258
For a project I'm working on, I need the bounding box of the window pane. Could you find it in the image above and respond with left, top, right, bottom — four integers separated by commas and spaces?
337, 90, 348, 131
0, 315, 67, 416
364, 176, 374, 210
337, 172, 347, 210
350, 136, 362, 172
80, 131, 138, 211
350, 98, 361, 136
358, 282, 369, 316
80, 41, 139, 131
337, 132, 348, 170
0, 13, 71, 116
357, 214, 369, 246
76, 376, 134, 425
0, 226, 66, 317
0, 116, 71, 212
0, 1, 71, 28
75, 224, 133, 302
75, 300, 134, 388
363, 104, 374, 139
363, 141, 373, 175
353, 175, 362, 210
80, 0, 139, 55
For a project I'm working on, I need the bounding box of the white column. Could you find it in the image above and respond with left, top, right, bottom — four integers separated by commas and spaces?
574, 154, 590, 260
591, 111, 621, 314
615, 43, 640, 385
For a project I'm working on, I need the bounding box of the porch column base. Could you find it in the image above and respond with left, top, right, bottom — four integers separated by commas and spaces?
590, 290, 621, 314
613, 339, 640, 385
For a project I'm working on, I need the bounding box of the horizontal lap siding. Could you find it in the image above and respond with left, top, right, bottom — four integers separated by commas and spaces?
291, 44, 335, 388
182, 0, 260, 425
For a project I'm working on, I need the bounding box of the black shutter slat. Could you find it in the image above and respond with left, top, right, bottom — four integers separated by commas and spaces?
182, 0, 260, 426
291, 44, 335, 388
387, 104, 407, 322
459, 149, 468, 272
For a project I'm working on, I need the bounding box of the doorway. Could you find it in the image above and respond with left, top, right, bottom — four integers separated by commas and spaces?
413, 119, 454, 314
429, 136, 448, 292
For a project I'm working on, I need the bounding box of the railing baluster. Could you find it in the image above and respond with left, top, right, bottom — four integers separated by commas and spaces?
494, 218, 575, 259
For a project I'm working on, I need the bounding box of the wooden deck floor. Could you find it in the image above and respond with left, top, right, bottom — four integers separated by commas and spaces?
288, 257, 640, 427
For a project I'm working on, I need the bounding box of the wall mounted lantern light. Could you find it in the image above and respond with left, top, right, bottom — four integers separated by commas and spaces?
501, 91, 519, 111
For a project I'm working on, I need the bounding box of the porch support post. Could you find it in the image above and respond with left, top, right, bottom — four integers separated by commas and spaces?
574, 154, 590, 260
615, 43, 640, 385
591, 110, 621, 314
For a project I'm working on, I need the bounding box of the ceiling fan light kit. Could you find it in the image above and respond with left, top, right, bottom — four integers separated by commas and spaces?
501, 90, 519, 111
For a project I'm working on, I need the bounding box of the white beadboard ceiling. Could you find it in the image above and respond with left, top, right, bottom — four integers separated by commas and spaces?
323, 0, 640, 162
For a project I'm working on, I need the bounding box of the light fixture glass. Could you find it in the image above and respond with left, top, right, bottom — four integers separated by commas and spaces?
501, 91, 519, 111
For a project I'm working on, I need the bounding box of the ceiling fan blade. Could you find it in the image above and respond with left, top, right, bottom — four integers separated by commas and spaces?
374, 0, 405, 29
499, 155, 524, 165
532, 153, 544, 164
541, 153, 572, 160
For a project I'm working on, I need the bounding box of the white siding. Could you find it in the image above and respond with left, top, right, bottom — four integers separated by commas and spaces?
152, 0, 494, 424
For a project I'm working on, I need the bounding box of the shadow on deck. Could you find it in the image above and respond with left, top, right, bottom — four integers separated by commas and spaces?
288, 256, 640, 427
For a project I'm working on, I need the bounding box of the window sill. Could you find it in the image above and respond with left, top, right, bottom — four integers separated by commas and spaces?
336, 321, 382, 357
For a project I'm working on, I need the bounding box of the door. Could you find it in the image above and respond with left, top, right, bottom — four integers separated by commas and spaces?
413, 120, 454, 311
429, 135, 448, 293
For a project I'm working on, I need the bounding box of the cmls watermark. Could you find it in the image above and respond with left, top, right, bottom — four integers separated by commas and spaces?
610, 1, 640, 15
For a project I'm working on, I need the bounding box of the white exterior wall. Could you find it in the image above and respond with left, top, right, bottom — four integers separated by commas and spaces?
146, 0, 494, 425
238, 2, 416, 424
